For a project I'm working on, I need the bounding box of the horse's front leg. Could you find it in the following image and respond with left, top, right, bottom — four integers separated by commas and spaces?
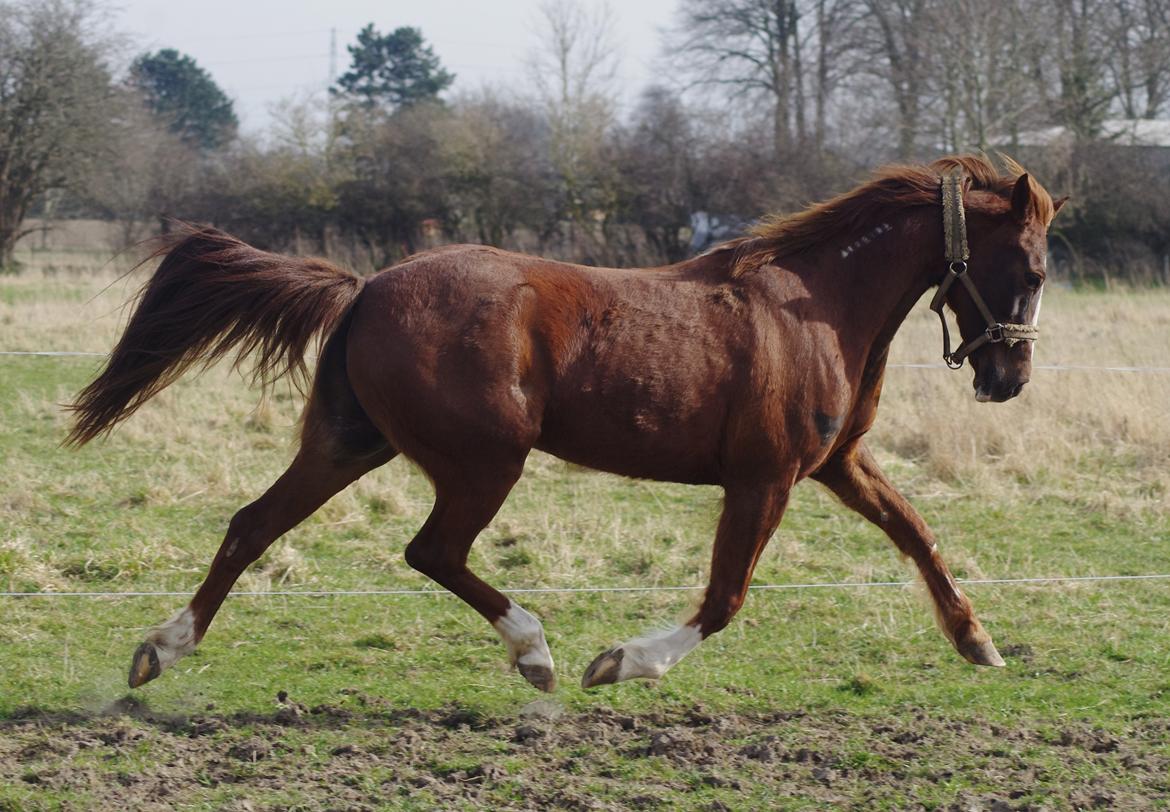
582, 481, 791, 688
813, 439, 1004, 667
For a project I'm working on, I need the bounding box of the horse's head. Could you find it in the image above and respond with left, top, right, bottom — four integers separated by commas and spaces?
940, 170, 1066, 403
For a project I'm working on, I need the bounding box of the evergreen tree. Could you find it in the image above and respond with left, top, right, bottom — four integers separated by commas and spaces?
332, 25, 454, 111
130, 49, 238, 150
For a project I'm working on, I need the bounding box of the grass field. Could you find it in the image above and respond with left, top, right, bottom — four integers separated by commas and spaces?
1, 258, 1169, 810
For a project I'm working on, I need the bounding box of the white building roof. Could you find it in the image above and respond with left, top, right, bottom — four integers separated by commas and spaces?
1013, 119, 1170, 148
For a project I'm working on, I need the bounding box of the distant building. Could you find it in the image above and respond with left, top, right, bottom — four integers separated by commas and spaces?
1012, 119, 1170, 161
1003, 119, 1170, 284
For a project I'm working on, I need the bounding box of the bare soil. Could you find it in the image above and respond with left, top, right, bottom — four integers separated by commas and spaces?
2, 693, 1166, 810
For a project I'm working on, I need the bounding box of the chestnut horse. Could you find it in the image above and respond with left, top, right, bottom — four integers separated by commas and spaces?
69, 155, 1064, 692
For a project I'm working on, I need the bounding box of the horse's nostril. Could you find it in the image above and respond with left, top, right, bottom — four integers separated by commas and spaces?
1010, 383, 1024, 398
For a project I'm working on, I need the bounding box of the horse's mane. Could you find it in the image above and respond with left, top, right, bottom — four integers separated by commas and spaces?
727, 154, 1056, 277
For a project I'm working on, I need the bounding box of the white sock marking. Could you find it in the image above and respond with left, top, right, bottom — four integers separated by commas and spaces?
493, 602, 553, 671
145, 606, 198, 671
615, 624, 703, 681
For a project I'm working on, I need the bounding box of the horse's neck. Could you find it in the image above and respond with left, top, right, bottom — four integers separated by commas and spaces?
807, 207, 942, 362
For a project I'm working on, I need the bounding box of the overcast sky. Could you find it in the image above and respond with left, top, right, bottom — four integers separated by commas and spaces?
113, 0, 680, 133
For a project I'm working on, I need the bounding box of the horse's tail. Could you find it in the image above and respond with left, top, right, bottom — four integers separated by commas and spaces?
67, 225, 365, 446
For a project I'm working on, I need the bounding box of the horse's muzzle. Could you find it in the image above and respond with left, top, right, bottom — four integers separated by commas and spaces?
974, 379, 1026, 402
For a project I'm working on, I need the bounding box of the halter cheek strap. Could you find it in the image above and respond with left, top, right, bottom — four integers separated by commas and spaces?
928, 170, 1039, 369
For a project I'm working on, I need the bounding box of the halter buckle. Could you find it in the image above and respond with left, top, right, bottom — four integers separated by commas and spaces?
985, 324, 1004, 343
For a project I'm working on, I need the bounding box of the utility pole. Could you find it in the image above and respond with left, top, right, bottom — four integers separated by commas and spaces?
329, 27, 337, 88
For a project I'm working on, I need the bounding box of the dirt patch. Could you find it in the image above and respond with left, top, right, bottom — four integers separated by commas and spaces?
1, 696, 1167, 810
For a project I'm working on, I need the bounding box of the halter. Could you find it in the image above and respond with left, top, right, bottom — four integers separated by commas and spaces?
929, 171, 1039, 369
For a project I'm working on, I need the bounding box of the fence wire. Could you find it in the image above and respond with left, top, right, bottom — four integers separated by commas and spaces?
2, 350, 1166, 601
2, 572, 1169, 600
4, 351, 1170, 374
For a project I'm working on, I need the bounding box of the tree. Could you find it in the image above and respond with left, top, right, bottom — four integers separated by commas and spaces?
1105, 0, 1170, 119
129, 49, 238, 151
671, 0, 862, 175
673, 0, 806, 157
925, 0, 1048, 152
194, 97, 343, 253
0, 0, 116, 268
612, 88, 701, 263
84, 89, 200, 249
332, 104, 451, 265
332, 25, 454, 111
528, 0, 622, 258
1046, 0, 1114, 140
441, 92, 554, 247
859, 0, 930, 159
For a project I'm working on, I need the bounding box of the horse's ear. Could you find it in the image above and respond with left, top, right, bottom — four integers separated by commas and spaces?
1011, 173, 1035, 223
1052, 195, 1069, 216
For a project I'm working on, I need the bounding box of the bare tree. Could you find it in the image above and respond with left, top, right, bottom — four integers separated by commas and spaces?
1107, 0, 1170, 118
672, 0, 806, 157
528, 0, 622, 253
858, 0, 930, 159
811, 0, 864, 153
924, 0, 1048, 152
612, 87, 701, 263
331, 103, 450, 266
84, 90, 199, 249
0, 0, 117, 267
1045, 0, 1115, 139
441, 91, 554, 248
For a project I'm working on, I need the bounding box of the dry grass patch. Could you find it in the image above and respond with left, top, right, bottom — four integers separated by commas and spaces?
876, 287, 1170, 509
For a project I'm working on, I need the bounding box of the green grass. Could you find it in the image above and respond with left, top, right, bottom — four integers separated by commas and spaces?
1, 273, 1169, 809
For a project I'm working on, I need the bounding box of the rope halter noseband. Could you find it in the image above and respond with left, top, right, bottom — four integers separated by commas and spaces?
929, 170, 1039, 369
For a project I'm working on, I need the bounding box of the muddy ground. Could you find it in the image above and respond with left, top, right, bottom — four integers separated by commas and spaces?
2, 693, 1167, 811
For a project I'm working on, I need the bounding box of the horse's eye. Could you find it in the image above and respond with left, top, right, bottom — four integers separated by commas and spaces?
1024, 272, 1044, 290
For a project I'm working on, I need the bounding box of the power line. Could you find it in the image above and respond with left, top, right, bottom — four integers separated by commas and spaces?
152, 28, 333, 44
889, 362, 1170, 373
200, 52, 331, 67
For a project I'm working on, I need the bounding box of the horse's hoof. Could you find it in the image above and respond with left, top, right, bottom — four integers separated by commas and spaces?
581, 647, 624, 689
129, 642, 162, 688
957, 636, 1006, 668
518, 662, 557, 693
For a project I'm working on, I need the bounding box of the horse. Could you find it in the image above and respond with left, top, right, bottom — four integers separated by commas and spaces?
68, 154, 1065, 693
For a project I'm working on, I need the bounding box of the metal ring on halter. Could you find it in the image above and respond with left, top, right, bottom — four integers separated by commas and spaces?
949, 260, 967, 275
944, 353, 964, 370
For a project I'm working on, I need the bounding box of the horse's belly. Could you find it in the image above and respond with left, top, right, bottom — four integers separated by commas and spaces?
535, 388, 724, 485
535, 434, 721, 485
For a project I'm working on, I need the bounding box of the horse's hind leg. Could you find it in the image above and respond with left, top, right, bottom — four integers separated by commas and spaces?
129, 340, 395, 687
583, 480, 791, 688
129, 440, 395, 687
404, 460, 556, 692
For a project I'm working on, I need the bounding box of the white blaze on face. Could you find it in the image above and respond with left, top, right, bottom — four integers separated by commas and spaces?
1031, 284, 1045, 326
493, 601, 553, 671
145, 606, 198, 671
613, 624, 703, 681
1029, 281, 1045, 362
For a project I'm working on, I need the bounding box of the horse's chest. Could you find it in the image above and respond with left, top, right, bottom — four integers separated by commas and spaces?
736, 345, 861, 465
